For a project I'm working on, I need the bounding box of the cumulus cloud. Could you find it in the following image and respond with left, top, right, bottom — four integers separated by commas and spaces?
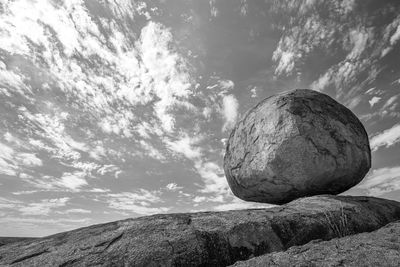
221, 94, 239, 132
370, 124, 400, 151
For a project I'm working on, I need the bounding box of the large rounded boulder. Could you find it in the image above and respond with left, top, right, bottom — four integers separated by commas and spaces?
224, 89, 371, 204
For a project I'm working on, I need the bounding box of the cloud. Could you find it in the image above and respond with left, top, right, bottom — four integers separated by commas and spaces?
193, 196, 207, 203
137, 21, 193, 133
194, 161, 229, 196
209, 0, 219, 17
106, 190, 170, 215
357, 166, 400, 196
273, 49, 297, 76
165, 134, 203, 160
139, 140, 166, 161
19, 171, 89, 192
165, 133, 230, 199
97, 164, 121, 177
213, 198, 275, 211
166, 183, 184, 191
0, 0, 194, 147
219, 79, 235, 91
221, 94, 239, 132
0, 197, 70, 216
0, 143, 18, 176
370, 124, 400, 151
62, 208, 92, 214
21, 109, 87, 161
0, 197, 21, 209
369, 96, 381, 107
16, 153, 43, 167
88, 188, 111, 193
0, 142, 42, 176
310, 72, 331, 92
382, 95, 399, 111
250, 86, 258, 98
19, 198, 69, 216
57, 172, 88, 191
347, 29, 369, 60
270, 1, 400, 106
381, 15, 400, 57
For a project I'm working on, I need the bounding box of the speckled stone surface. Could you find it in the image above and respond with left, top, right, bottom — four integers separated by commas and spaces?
224, 89, 371, 204
1, 195, 400, 267
230, 220, 400, 267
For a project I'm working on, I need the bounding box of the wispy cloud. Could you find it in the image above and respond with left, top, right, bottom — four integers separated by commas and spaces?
0, 142, 42, 177
370, 124, 400, 151
0, 197, 70, 216
19, 171, 89, 192
62, 208, 92, 214
357, 166, 400, 196
369, 96, 381, 107
213, 197, 275, 211
19, 198, 70, 216
165, 183, 184, 191
105, 190, 170, 215
165, 134, 203, 160
194, 161, 229, 196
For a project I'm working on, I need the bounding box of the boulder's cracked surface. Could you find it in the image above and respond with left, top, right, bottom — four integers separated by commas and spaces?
1, 195, 399, 267
231, 220, 400, 267
224, 89, 371, 204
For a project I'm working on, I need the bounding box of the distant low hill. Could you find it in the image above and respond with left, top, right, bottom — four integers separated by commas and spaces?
0, 237, 37, 247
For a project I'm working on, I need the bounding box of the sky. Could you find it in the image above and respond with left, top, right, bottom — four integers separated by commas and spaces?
0, 0, 399, 237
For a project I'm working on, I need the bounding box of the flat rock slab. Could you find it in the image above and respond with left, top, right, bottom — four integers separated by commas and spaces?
224, 89, 371, 204
231, 220, 400, 267
1, 195, 400, 267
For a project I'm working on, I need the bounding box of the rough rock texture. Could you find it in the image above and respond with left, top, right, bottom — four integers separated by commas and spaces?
231, 220, 400, 267
1, 195, 400, 267
0, 237, 36, 247
224, 89, 371, 204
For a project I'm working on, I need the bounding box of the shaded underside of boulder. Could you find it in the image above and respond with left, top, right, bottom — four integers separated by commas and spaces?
1, 195, 400, 267
224, 89, 371, 204
231, 220, 400, 267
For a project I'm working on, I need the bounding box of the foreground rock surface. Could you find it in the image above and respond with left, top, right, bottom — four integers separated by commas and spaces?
231, 220, 400, 267
224, 89, 371, 204
1, 195, 400, 267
